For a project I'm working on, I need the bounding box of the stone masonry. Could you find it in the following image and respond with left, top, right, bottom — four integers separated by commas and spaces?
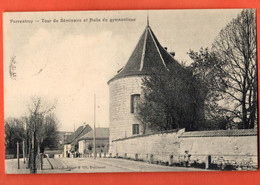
110, 129, 258, 167
109, 76, 142, 145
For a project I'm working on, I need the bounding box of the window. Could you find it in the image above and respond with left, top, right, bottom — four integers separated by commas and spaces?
132, 124, 139, 135
131, 94, 140, 113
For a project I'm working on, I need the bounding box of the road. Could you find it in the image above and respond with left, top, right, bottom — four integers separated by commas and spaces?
42, 157, 206, 173
5, 157, 206, 174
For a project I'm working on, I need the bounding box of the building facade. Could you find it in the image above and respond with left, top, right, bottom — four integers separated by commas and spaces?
63, 123, 92, 158
77, 128, 109, 156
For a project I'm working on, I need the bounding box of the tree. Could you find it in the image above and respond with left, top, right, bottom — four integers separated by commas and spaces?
39, 113, 60, 153
26, 96, 59, 173
136, 63, 205, 133
188, 48, 231, 129
4, 117, 26, 155
188, 10, 257, 129
212, 9, 257, 129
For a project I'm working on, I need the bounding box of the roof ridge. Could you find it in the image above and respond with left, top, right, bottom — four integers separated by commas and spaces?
77, 127, 109, 141
147, 27, 169, 71
139, 27, 148, 71
71, 125, 91, 143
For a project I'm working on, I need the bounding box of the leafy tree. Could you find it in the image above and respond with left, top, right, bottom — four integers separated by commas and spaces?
136, 63, 205, 133
188, 10, 257, 129
212, 9, 257, 129
188, 48, 231, 129
39, 114, 60, 153
4, 117, 26, 155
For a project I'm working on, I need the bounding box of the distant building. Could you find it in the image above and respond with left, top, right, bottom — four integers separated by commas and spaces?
77, 128, 109, 156
44, 149, 63, 158
57, 131, 73, 149
63, 123, 92, 158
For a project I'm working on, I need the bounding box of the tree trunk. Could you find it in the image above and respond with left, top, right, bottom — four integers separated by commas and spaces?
27, 137, 31, 169
30, 131, 37, 174
242, 98, 248, 129
249, 87, 257, 128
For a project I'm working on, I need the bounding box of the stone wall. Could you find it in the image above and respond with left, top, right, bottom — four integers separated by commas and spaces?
110, 129, 258, 167
110, 129, 183, 162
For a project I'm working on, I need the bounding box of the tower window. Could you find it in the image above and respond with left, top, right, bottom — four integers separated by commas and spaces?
131, 94, 140, 113
132, 124, 139, 135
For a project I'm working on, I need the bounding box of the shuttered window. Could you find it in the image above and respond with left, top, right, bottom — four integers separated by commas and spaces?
132, 124, 139, 135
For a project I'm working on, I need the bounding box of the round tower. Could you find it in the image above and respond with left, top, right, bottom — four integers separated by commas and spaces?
108, 24, 180, 155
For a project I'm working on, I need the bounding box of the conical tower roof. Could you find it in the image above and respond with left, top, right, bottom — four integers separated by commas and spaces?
108, 24, 182, 84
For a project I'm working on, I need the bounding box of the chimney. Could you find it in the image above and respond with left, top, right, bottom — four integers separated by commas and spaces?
170, 51, 175, 57
164, 47, 168, 51
83, 122, 87, 128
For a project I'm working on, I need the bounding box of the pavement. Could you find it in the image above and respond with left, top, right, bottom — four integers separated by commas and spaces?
43, 157, 207, 173
5, 158, 30, 174
5, 157, 206, 174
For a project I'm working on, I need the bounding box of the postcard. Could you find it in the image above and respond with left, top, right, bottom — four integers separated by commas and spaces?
3, 9, 257, 174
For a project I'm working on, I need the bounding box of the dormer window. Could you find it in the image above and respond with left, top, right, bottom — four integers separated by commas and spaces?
130, 94, 140, 113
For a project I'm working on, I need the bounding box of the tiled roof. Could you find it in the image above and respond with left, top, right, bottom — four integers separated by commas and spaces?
179, 129, 257, 138
65, 125, 92, 144
77, 128, 109, 141
108, 25, 183, 84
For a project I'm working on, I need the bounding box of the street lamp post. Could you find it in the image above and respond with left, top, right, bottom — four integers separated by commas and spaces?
23, 141, 25, 164
93, 94, 96, 159
17, 142, 20, 169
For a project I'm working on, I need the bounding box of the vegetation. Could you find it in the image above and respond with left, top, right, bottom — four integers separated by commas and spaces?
4, 117, 26, 155
188, 9, 257, 129
136, 63, 205, 133
4, 96, 59, 173
137, 9, 257, 131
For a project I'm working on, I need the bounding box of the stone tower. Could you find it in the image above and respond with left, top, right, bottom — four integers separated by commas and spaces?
107, 23, 184, 154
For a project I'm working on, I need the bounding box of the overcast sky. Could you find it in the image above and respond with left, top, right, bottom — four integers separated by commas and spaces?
3, 9, 242, 131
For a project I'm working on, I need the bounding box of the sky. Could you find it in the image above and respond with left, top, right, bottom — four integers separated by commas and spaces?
3, 9, 242, 131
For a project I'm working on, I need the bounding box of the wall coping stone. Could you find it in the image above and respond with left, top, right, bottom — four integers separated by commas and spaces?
179, 129, 257, 138
112, 128, 257, 142
112, 129, 180, 142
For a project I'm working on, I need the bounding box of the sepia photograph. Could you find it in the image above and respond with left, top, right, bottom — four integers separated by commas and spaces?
3, 9, 258, 174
